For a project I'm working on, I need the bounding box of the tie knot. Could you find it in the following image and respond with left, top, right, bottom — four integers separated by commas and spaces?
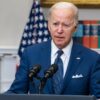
57, 50, 63, 57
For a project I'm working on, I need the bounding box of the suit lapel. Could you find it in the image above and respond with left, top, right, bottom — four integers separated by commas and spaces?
61, 43, 83, 93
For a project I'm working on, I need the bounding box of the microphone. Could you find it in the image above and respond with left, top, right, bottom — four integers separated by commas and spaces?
39, 64, 58, 93
29, 64, 41, 81
44, 64, 58, 79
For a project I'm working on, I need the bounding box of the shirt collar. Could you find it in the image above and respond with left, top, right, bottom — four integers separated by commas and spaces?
51, 39, 73, 58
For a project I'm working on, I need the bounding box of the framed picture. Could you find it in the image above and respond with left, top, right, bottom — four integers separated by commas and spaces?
41, 0, 100, 8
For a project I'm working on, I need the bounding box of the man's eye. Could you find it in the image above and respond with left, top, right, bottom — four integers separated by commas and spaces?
64, 24, 70, 27
53, 23, 59, 26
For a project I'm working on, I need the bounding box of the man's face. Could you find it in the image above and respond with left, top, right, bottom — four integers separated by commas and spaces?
48, 8, 76, 49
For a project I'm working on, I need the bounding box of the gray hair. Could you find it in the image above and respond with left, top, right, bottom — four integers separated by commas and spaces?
48, 2, 79, 25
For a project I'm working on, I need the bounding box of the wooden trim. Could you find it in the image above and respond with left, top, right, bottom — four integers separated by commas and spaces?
41, 0, 100, 8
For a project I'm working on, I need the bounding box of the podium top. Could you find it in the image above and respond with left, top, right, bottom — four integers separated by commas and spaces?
0, 94, 96, 100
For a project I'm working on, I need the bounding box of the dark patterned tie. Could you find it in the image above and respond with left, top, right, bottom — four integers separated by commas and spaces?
53, 50, 64, 94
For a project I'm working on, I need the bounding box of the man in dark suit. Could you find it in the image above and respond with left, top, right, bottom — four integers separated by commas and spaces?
6, 2, 100, 99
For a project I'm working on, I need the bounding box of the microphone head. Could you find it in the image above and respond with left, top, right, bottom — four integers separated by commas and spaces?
29, 64, 41, 79
44, 64, 58, 79
50, 64, 58, 74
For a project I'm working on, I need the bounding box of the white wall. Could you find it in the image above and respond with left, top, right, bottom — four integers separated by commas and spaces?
0, 0, 33, 48
0, 0, 100, 48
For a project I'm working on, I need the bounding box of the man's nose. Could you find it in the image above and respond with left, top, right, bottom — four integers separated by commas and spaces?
57, 25, 63, 33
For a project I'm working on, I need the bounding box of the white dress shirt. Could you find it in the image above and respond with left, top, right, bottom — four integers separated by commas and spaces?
51, 39, 73, 77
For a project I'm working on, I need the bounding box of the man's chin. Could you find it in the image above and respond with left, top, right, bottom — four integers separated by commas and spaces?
55, 43, 64, 49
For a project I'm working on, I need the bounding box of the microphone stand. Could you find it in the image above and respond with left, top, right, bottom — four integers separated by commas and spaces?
38, 64, 58, 93
29, 75, 43, 94
39, 78, 47, 94
30, 64, 58, 94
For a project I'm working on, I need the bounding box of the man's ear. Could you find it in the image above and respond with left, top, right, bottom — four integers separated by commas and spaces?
75, 26, 77, 29
73, 25, 77, 33
47, 21, 50, 31
74, 25, 77, 31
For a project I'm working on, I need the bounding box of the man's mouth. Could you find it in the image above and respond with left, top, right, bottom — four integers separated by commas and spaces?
55, 36, 64, 39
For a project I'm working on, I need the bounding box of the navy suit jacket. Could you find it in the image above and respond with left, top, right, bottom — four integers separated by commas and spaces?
7, 40, 100, 98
